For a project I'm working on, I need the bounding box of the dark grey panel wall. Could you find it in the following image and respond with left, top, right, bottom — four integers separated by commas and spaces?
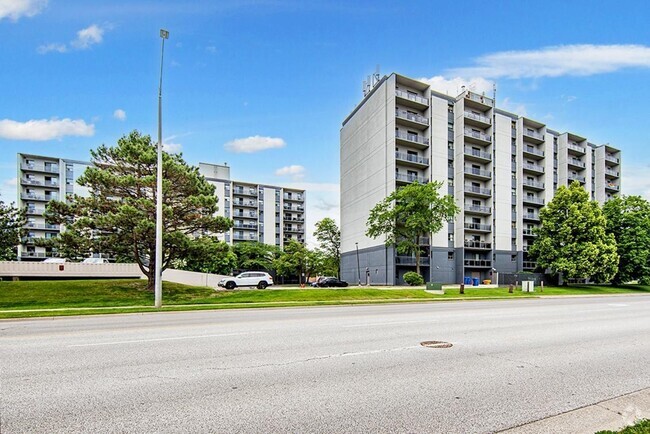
430, 247, 457, 283
341, 245, 395, 286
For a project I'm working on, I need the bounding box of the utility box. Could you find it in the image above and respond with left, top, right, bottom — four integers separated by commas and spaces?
522, 281, 535, 292
426, 282, 442, 291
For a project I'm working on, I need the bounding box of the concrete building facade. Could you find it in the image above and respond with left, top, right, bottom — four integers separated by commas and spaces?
199, 163, 306, 247
16, 153, 91, 260
340, 73, 622, 285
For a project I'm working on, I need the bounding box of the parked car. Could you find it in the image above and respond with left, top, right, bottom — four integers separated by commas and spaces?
317, 277, 348, 288
311, 276, 335, 287
43, 258, 67, 263
218, 272, 273, 290
82, 258, 109, 264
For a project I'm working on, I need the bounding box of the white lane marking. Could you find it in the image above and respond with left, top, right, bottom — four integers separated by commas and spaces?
341, 319, 438, 328
68, 331, 256, 347
608, 303, 629, 307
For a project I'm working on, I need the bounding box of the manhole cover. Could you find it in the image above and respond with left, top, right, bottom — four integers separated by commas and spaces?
420, 341, 452, 349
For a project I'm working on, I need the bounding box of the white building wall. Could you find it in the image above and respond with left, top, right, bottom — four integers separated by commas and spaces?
494, 114, 513, 251
430, 95, 451, 248
263, 187, 277, 246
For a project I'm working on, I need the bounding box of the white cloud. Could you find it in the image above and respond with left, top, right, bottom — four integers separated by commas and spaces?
0, 118, 94, 141
70, 24, 104, 49
419, 75, 494, 96
224, 135, 286, 153
37, 43, 67, 54
449, 44, 650, 79
162, 142, 182, 154
113, 109, 126, 121
38, 23, 108, 54
275, 165, 305, 181
0, 0, 47, 21
622, 164, 650, 199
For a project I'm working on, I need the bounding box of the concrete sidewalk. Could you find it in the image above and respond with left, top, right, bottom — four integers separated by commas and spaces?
500, 387, 650, 433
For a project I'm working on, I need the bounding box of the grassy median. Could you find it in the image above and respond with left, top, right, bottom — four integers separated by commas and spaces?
0, 279, 649, 319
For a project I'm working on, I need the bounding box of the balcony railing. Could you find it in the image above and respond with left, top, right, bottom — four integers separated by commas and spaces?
522, 229, 537, 236
395, 110, 429, 126
464, 167, 492, 178
418, 236, 430, 245
26, 223, 60, 230
464, 240, 492, 249
283, 216, 305, 222
233, 234, 258, 241
523, 196, 545, 205
523, 261, 537, 269
233, 223, 257, 229
568, 174, 586, 183
464, 185, 492, 196
233, 200, 257, 207
283, 194, 304, 201
21, 164, 59, 173
464, 147, 492, 161
464, 259, 492, 267
523, 130, 544, 141
568, 158, 586, 168
605, 155, 620, 164
522, 180, 545, 189
395, 131, 429, 146
463, 111, 491, 124
605, 169, 619, 177
606, 184, 620, 191
395, 89, 428, 106
523, 213, 540, 220
395, 173, 428, 184
465, 92, 493, 106
523, 147, 545, 158
464, 128, 492, 143
233, 188, 257, 196
395, 256, 430, 266
232, 212, 257, 218
465, 205, 492, 214
395, 152, 429, 166
464, 222, 491, 231
21, 178, 42, 185
283, 227, 304, 233
522, 163, 545, 173
567, 143, 585, 153
283, 204, 305, 211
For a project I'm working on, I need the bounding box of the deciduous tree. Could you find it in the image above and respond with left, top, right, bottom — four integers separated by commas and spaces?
0, 197, 26, 261
529, 181, 618, 283
366, 181, 459, 276
313, 217, 340, 277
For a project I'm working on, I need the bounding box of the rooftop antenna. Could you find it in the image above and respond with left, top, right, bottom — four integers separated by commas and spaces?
373, 64, 381, 86
362, 79, 367, 97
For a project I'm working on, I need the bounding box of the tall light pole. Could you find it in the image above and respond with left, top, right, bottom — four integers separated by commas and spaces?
155, 28, 169, 309
355, 242, 361, 286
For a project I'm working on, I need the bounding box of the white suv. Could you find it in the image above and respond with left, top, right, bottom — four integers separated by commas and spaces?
218, 272, 273, 290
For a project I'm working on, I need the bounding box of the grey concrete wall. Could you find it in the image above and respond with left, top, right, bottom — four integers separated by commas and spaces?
430, 248, 457, 283
341, 245, 394, 286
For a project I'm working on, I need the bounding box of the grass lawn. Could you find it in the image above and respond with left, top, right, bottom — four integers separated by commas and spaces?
596, 419, 650, 434
0, 279, 649, 319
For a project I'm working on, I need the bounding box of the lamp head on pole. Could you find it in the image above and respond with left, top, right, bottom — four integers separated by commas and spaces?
160, 29, 169, 39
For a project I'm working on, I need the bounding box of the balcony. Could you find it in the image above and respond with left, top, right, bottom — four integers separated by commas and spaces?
522, 163, 545, 174
395, 109, 429, 130
522, 196, 545, 206
233, 223, 257, 230
523, 129, 545, 144
418, 236, 430, 245
26, 223, 60, 230
567, 143, 586, 155
464, 259, 492, 268
283, 194, 303, 202
523, 213, 540, 221
522, 147, 545, 160
395, 256, 430, 266
21, 163, 59, 174
605, 168, 620, 178
464, 185, 491, 198
44, 180, 59, 187
284, 227, 304, 233
233, 187, 257, 196
464, 204, 492, 215
232, 212, 258, 219
464, 128, 492, 145
606, 183, 620, 192
522, 229, 537, 237
25, 207, 45, 215
463, 111, 491, 128
21, 193, 48, 201
464, 167, 492, 180
605, 154, 620, 165
395, 131, 429, 150
464, 240, 492, 250
395, 89, 429, 110
464, 91, 493, 110
283, 204, 305, 212
283, 215, 304, 222
396, 173, 428, 185
464, 147, 492, 163
523, 261, 538, 270
464, 222, 491, 232
522, 179, 545, 191
568, 174, 586, 184
233, 200, 257, 208
568, 158, 586, 169
233, 234, 258, 241
21, 178, 42, 186
395, 152, 429, 168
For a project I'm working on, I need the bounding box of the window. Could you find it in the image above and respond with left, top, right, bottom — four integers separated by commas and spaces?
448, 252, 454, 261
511, 255, 517, 262
448, 233, 454, 241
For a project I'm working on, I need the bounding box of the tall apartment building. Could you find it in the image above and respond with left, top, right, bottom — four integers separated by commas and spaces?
340, 73, 622, 285
16, 153, 91, 260
198, 163, 306, 247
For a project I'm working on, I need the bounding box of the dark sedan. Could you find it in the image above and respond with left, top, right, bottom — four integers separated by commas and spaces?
317, 277, 349, 288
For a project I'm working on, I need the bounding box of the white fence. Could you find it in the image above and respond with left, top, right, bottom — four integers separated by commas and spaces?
161, 269, 229, 288
0, 261, 143, 278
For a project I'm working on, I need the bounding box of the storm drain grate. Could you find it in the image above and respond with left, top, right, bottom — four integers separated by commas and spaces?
420, 341, 453, 349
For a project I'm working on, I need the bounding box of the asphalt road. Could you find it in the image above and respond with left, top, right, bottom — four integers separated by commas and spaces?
1, 295, 649, 433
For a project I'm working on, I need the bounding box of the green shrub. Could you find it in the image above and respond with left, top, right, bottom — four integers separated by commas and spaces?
403, 272, 424, 286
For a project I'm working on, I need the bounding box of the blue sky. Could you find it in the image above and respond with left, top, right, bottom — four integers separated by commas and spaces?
2, 0, 650, 245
